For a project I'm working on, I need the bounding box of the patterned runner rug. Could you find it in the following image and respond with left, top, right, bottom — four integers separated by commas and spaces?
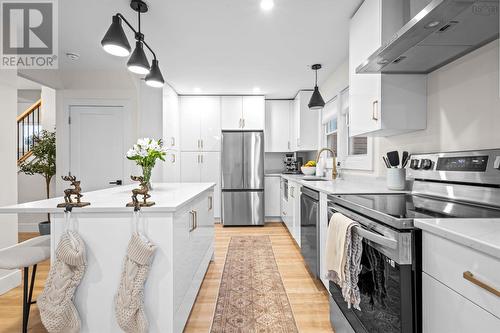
210, 236, 299, 333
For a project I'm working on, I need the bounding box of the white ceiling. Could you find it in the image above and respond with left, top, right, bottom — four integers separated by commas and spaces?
59, 0, 362, 98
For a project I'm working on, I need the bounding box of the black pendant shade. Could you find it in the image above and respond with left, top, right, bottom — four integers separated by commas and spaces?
145, 59, 165, 87
308, 64, 325, 110
101, 1, 165, 87
309, 86, 325, 110
101, 15, 131, 57
127, 41, 150, 75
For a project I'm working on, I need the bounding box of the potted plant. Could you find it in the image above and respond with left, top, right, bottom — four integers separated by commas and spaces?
126, 138, 167, 189
18, 130, 56, 235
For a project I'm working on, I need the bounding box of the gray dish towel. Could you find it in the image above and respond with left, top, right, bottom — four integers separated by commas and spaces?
326, 214, 363, 310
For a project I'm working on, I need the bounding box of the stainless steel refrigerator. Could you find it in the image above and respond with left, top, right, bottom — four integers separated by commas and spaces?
221, 130, 265, 226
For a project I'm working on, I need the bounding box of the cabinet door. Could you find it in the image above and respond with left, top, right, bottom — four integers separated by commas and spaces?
349, 0, 382, 137
265, 100, 290, 152
163, 89, 179, 149
422, 273, 500, 332
200, 96, 221, 151
221, 96, 243, 130
180, 152, 201, 182
264, 176, 281, 217
297, 91, 318, 151
179, 97, 202, 151
201, 152, 221, 218
163, 150, 181, 182
289, 99, 299, 151
292, 182, 301, 246
242, 96, 265, 130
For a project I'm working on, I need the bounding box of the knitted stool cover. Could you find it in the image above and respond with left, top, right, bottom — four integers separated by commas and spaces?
115, 233, 156, 333
38, 231, 87, 333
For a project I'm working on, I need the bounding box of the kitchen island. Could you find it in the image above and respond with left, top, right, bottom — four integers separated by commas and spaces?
0, 182, 216, 333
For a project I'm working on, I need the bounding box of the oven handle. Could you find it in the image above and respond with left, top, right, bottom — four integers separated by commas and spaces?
327, 206, 398, 249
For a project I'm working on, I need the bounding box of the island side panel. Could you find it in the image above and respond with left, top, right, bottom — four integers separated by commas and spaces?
51, 212, 175, 333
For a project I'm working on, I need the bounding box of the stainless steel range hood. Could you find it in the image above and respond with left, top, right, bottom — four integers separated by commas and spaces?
357, 0, 499, 74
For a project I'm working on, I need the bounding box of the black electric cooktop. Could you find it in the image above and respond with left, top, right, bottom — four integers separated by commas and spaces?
337, 194, 500, 220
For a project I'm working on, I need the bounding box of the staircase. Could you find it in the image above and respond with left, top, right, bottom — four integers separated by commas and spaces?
17, 99, 42, 164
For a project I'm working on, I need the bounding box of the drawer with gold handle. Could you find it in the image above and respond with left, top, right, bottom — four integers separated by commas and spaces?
463, 271, 500, 297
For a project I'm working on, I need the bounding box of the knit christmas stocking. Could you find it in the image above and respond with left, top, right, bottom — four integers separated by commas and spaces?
38, 231, 87, 333
115, 233, 156, 333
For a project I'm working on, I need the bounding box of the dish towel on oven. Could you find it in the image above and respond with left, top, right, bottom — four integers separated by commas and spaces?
325, 212, 363, 310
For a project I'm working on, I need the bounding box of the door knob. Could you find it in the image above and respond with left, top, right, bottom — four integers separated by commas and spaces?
109, 180, 122, 185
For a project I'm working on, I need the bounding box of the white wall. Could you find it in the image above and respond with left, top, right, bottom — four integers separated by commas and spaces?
41, 86, 57, 131
0, 71, 21, 294
320, 39, 500, 177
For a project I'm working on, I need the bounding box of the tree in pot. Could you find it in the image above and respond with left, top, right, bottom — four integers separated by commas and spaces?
18, 130, 56, 235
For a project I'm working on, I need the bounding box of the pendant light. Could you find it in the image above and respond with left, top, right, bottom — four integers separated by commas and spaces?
101, 0, 165, 88
145, 59, 165, 87
308, 64, 325, 110
101, 15, 131, 57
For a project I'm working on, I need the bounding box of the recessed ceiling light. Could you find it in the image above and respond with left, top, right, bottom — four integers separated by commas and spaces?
260, 0, 274, 11
253, 87, 261, 93
66, 52, 80, 61
194, 87, 202, 93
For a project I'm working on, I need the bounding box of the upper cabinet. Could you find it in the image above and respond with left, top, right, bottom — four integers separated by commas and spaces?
221, 96, 265, 130
179, 96, 221, 151
265, 100, 291, 152
290, 91, 318, 151
349, 0, 427, 137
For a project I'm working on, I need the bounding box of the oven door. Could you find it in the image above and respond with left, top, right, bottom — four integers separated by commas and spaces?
327, 205, 419, 333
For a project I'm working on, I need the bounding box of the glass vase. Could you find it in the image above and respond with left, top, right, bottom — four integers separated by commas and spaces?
142, 165, 153, 191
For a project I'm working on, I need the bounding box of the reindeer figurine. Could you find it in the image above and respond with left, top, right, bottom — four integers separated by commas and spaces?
57, 174, 90, 208
126, 175, 155, 208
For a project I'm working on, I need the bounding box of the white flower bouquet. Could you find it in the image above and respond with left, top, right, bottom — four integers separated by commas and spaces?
126, 138, 167, 188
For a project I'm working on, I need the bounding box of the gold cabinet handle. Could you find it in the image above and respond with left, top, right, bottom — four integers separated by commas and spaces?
372, 100, 379, 120
189, 211, 195, 232
171, 137, 175, 147
463, 271, 500, 297
208, 196, 213, 210
171, 154, 176, 163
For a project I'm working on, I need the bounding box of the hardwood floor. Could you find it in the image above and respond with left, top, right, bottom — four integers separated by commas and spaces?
0, 223, 333, 333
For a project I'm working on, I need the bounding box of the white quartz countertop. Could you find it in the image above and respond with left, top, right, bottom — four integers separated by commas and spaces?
0, 182, 216, 214
415, 218, 500, 260
281, 174, 406, 195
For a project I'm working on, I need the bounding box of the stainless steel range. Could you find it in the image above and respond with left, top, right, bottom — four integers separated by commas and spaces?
327, 149, 500, 333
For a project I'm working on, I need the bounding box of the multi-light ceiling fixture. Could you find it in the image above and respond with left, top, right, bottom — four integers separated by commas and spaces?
101, 0, 164, 88
308, 64, 325, 110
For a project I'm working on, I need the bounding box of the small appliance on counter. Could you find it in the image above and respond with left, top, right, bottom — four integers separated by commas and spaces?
283, 153, 301, 174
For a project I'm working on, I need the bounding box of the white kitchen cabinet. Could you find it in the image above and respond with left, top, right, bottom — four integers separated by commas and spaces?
163, 88, 179, 150
422, 273, 500, 333
180, 152, 221, 218
221, 96, 265, 130
265, 100, 291, 152
288, 180, 301, 246
163, 151, 180, 182
264, 176, 281, 217
319, 192, 328, 289
290, 91, 319, 151
349, 0, 426, 137
421, 231, 500, 332
179, 96, 221, 151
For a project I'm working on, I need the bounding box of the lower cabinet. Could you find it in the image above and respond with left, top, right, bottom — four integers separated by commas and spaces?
173, 192, 215, 332
287, 180, 301, 247
180, 151, 221, 218
265, 176, 281, 217
163, 149, 180, 182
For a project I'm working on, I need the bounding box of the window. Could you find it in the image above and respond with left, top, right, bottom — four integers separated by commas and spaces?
322, 97, 338, 155
338, 87, 373, 170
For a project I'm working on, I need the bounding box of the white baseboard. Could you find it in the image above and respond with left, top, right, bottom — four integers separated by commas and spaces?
0, 269, 21, 295
265, 217, 283, 223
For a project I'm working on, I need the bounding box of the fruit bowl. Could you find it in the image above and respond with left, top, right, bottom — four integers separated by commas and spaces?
301, 166, 316, 176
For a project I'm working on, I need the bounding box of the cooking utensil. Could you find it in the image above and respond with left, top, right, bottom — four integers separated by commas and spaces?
382, 156, 391, 168
387, 151, 400, 168
401, 151, 409, 168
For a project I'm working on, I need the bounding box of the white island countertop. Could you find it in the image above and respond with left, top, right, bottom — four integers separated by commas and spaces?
0, 182, 216, 214
415, 218, 500, 260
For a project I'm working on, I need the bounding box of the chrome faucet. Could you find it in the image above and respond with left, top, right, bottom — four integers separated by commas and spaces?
315, 148, 337, 180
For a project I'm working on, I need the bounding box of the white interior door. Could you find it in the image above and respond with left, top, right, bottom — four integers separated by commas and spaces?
70, 106, 125, 192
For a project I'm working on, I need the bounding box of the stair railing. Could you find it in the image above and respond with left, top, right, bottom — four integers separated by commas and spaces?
17, 99, 42, 164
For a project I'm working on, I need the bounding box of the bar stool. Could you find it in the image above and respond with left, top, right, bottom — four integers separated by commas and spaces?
0, 235, 50, 333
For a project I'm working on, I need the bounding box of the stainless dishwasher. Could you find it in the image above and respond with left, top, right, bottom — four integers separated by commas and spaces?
300, 187, 320, 278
